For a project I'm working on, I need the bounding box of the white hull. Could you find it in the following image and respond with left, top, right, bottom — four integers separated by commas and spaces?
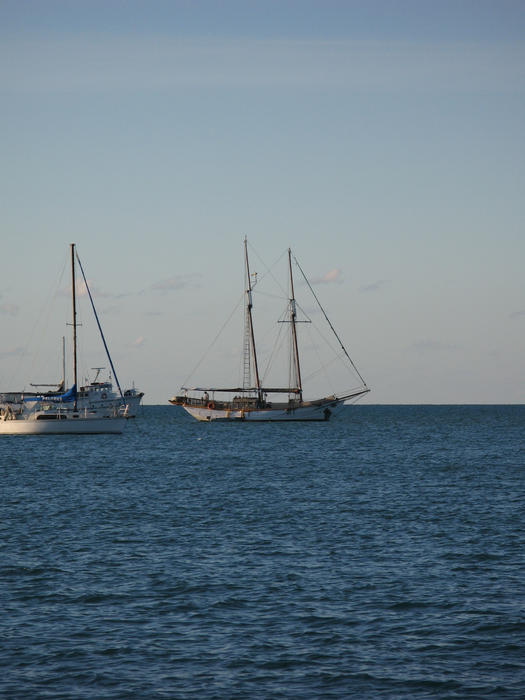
76, 381, 143, 417
183, 397, 347, 422
76, 394, 143, 418
1, 387, 143, 419
0, 415, 126, 435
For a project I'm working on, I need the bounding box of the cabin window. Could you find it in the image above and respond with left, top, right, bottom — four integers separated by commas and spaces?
36, 414, 67, 420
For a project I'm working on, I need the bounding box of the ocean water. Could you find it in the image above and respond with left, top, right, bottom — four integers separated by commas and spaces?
1, 405, 524, 699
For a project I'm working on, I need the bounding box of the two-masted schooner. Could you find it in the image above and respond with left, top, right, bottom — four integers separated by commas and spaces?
169, 239, 369, 421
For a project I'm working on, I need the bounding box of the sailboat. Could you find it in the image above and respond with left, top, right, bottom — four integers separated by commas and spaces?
0, 244, 129, 434
169, 239, 370, 421
2, 366, 144, 418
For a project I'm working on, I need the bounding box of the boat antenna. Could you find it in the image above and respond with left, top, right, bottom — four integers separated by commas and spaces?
92, 367, 105, 383
293, 254, 368, 389
74, 249, 125, 403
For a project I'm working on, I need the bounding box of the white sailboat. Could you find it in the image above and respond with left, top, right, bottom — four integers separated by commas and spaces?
169, 239, 369, 421
0, 244, 129, 435
2, 368, 144, 419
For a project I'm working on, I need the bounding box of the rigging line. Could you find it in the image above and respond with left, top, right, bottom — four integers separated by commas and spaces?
261, 318, 286, 385
182, 292, 244, 389
302, 322, 338, 396
293, 254, 368, 389
293, 299, 312, 323
302, 350, 346, 384
75, 250, 125, 403
305, 311, 351, 371
253, 290, 288, 302
297, 305, 351, 374
246, 241, 289, 298
16, 251, 70, 391
301, 328, 367, 393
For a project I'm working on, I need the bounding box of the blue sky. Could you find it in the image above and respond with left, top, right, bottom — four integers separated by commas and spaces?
1, 0, 524, 403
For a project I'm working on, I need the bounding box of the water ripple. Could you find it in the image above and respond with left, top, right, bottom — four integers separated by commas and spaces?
1, 405, 524, 698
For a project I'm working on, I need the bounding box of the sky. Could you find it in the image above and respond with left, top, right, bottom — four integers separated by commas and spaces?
1, 0, 524, 404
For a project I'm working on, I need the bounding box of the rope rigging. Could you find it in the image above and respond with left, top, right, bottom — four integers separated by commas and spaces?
292, 254, 368, 390
75, 250, 125, 403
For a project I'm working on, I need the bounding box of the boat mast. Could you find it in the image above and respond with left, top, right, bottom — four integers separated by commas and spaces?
244, 237, 262, 400
288, 248, 303, 400
70, 243, 78, 408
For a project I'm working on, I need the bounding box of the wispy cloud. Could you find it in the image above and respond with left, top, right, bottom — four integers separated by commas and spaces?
2, 37, 523, 94
0, 302, 19, 316
310, 268, 343, 285
99, 304, 121, 315
359, 280, 390, 293
0, 346, 25, 358
58, 280, 128, 299
411, 340, 459, 353
510, 310, 525, 319
149, 274, 201, 293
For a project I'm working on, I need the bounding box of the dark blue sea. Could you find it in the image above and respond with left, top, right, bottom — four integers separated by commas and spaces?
1, 405, 524, 699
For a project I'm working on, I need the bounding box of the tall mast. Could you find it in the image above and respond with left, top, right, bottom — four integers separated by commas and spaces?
288, 248, 302, 399
70, 243, 78, 407
62, 336, 66, 389
244, 237, 262, 398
